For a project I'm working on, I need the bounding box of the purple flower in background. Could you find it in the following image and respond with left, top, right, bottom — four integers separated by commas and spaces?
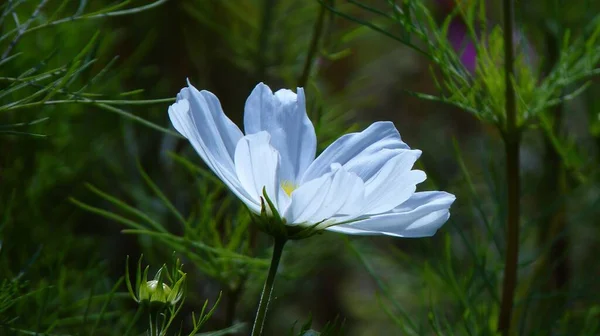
447, 18, 478, 73
437, 0, 537, 74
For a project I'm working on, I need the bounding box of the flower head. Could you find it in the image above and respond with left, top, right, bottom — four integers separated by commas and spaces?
169, 81, 455, 239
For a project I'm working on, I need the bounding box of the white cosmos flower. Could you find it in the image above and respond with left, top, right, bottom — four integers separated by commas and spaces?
168, 81, 455, 238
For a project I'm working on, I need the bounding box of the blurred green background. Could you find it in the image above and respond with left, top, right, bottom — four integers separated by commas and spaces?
1, 0, 599, 335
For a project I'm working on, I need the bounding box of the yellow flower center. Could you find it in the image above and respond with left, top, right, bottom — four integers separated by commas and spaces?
281, 181, 297, 196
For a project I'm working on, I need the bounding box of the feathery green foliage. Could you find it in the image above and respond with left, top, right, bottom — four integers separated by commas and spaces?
2, 0, 600, 335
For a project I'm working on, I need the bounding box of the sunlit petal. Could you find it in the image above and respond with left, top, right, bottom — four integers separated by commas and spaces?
301, 121, 410, 183
283, 164, 365, 225
328, 191, 456, 237
244, 83, 316, 183
168, 85, 256, 210
234, 132, 280, 210
362, 151, 425, 214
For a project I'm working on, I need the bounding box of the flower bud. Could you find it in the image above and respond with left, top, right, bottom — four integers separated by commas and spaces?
139, 279, 172, 304
126, 256, 186, 308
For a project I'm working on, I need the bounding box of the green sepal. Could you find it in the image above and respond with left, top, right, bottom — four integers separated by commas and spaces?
248, 187, 331, 241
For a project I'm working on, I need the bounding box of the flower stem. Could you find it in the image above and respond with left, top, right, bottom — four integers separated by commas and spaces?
250, 237, 287, 336
498, 0, 520, 334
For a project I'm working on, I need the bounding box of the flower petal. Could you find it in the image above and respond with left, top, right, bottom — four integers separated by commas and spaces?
169, 83, 256, 209
308, 164, 365, 222
327, 191, 456, 237
244, 83, 316, 183
283, 174, 332, 225
362, 151, 425, 215
301, 121, 410, 183
234, 132, 280, 211
181, 81, 243, 168
284, 164, 365, 225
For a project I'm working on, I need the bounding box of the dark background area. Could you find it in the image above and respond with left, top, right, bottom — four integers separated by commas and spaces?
1, 0, 599, 335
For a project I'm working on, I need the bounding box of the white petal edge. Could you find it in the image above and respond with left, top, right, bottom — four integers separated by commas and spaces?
243, 83, 316, 183
168, 89, 257, 211
326, 191, 456, 237
301, 121, 410, 183
184, 81, 243, 169
362, 151, 425, 215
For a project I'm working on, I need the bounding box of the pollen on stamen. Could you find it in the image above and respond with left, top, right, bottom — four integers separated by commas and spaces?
281, 181, 297, 197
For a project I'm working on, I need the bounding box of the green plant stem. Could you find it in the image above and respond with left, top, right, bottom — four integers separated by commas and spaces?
498, 0, 520, 334
298, 3, 326, 88
538, 23, 569, 313
124, 306, 143, 336
542, 25, 569, 309
225, 283, 244, 327
250, 237, 287, 336
512, 26, 569, 332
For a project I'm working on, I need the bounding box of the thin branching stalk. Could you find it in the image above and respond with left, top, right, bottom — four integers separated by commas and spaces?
1, 0, 50, 60
298, 3, 326, 88
498, 0, 520, 334
250, 237, 286, 336
0, 0, 169, 45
